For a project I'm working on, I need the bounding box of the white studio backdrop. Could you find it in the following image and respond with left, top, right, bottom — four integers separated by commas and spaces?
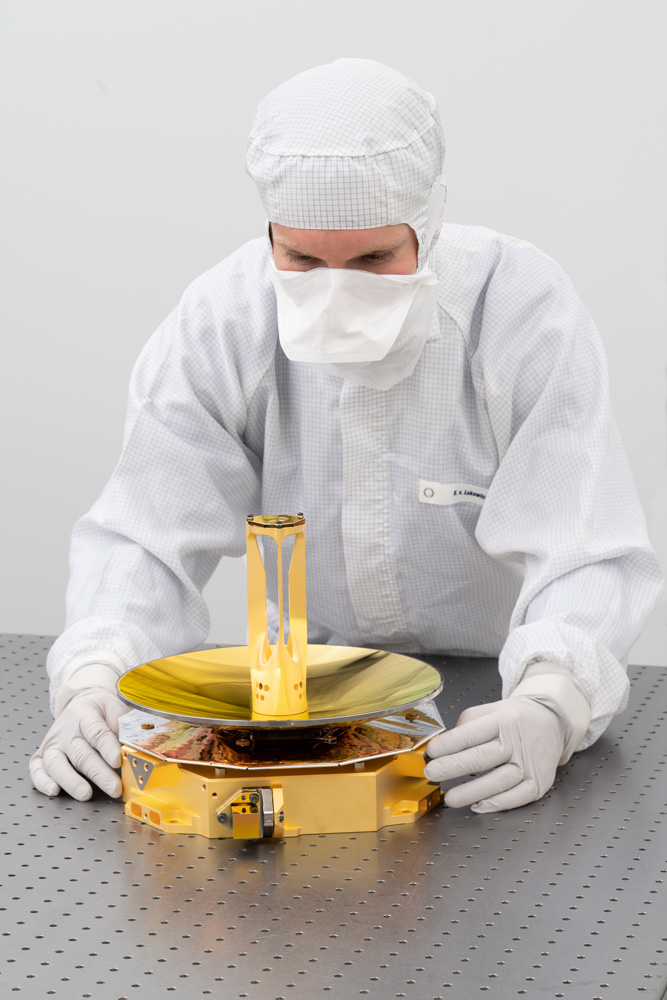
2, 0, 665, 663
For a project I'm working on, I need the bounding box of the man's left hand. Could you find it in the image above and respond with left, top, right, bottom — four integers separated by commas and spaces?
423, 696, 564, 812
424, 664, 592, 813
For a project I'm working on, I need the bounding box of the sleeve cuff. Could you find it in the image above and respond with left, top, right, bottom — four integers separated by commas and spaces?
54, 651, 126, 716
510, 660, 592, 764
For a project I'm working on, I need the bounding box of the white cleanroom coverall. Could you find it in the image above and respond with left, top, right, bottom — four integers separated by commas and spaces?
46, 223, 663, 746
34, 57, 663, 808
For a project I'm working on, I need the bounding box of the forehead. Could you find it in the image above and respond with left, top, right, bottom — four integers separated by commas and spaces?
271, 222, 414, 255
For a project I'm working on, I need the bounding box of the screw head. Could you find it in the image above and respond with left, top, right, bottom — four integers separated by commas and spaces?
216, 812, 228, 825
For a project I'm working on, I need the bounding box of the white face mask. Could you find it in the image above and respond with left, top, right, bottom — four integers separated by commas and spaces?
270, 264, 439, 390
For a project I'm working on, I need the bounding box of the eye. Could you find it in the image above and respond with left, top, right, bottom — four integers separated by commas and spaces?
285, 251, 314, 263
362, 251, 394, 263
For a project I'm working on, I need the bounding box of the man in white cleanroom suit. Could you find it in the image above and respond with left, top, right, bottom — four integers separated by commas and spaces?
30, 58, 663, 813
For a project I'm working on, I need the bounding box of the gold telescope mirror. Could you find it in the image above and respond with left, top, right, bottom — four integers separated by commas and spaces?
117, 513, 443, 727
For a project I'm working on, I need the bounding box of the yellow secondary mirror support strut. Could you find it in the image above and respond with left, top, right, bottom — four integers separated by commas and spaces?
246, 514, 308, 719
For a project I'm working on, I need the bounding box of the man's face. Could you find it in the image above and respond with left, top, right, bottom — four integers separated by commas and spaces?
270, 222, 418, 274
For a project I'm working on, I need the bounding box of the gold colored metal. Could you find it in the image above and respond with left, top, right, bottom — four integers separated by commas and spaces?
117, 645, 443, 727
119, 512, 446, 839
121, 746, 442, 839
246, 514, 307, 718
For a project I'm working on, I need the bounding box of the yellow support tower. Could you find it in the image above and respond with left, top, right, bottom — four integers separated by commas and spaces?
245, 514, 308, 719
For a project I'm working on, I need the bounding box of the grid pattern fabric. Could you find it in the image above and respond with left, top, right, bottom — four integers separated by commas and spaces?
246, 58, 446, 270
46, 224, 664, 750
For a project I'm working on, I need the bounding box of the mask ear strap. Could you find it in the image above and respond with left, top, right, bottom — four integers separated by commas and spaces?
424, 182, 447, 256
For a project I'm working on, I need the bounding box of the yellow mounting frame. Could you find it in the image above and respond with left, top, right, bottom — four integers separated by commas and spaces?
246, 514, 308, 719
122, 746, 442, 839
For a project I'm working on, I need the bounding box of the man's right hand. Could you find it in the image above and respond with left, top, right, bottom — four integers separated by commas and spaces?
29, 691, 128, 801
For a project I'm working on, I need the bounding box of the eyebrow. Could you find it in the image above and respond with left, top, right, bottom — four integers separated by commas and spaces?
273, 237, 404, 257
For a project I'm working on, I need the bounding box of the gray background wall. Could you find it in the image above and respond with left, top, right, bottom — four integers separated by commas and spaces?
2, 0, 665, 663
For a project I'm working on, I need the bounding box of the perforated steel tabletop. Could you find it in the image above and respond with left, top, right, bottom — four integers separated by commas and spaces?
2, 634, 666, 999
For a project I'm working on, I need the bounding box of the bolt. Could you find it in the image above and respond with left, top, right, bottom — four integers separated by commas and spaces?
217, 812, 228, 825
249, 793, 260, 804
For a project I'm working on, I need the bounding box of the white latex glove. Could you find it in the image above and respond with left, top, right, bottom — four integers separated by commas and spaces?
30, 690, 128, 800
31, 657, 128, 801
424, 664, 591, 813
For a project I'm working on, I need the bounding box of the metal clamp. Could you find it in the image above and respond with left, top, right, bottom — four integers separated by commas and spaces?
215, 787, 276, 839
